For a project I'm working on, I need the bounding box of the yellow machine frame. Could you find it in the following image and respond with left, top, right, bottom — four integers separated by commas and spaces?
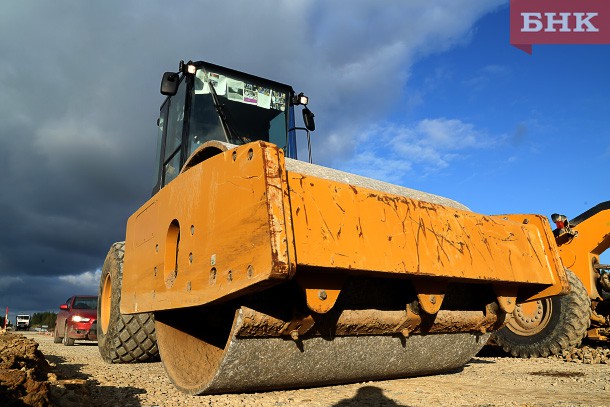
120, 142, 568, 318
555, 203, 610, 300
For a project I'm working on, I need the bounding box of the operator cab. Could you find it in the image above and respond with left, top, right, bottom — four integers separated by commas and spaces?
153, 60, 314, 193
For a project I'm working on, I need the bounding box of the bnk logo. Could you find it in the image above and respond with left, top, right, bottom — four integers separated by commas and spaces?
510, 0, 610, 54
522, 12, 599, 32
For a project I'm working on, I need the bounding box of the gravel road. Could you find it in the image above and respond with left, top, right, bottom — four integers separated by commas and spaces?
22, 332, 610, 406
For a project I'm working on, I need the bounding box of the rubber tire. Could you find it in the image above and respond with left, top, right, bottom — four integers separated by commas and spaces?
63, 323, 75, 346
493, 269, 591, 358
53, 325, 62, 344
97, 241, 159, 363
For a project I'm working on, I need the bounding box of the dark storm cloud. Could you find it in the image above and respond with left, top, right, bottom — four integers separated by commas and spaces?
0, 1, 503, 317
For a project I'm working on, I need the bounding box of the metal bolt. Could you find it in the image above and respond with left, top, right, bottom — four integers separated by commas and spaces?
318, 290, 328, 300
186, 281, 191, 292
232, 151, 237, 161
523, 219, 529, 224
189, 253, 193, 264
247, 148, 254, 160
154, 267, 157, 276
155, 244, 159, 253
507, 299, 512, 305
191, 225, 195, 235
430, 295, 437, 305
247, 265, 254, 278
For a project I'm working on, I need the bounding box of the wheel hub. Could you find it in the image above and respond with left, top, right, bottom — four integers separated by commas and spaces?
506, 299, 552, 336
100, 273, 112, 333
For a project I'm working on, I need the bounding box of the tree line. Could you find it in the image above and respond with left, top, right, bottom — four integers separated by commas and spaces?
0, 312, 58, 329
31, 312, 58, 328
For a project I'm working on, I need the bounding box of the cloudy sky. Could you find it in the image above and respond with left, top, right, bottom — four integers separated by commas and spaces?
1, 1, 609, 321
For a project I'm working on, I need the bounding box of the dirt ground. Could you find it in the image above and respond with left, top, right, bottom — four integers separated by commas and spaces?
0, 331, 52, 406
3, 330, 610, 406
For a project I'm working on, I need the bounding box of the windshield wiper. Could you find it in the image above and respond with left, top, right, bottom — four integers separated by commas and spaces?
198, 67, 247, 145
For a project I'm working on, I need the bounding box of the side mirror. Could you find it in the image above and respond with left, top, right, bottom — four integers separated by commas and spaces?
302, 107, 315, 132
160, 72, 180, 96
59, 304, 69, 311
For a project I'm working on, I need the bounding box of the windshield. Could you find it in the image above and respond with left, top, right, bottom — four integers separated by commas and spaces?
187, 68, 290, 156
73, 297, 98, 310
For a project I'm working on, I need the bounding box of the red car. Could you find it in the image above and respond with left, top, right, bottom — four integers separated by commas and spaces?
54, 295, 98, 345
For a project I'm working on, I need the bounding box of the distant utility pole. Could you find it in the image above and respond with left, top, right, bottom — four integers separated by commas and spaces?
3, 307, 8, 329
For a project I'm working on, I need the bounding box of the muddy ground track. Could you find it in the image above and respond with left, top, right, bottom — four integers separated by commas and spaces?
3, 331, 610, 406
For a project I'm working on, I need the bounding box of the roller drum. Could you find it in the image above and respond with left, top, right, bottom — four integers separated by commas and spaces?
156, 307, 489, 395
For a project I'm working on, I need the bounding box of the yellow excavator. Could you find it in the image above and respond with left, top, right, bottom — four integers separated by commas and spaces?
494, 202, 610, 357
96, 60, 569, 395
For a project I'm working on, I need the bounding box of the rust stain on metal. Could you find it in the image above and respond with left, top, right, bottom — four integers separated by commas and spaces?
525, 233, 544, 266
164, 270, 177, 289
234, 306, 502, 338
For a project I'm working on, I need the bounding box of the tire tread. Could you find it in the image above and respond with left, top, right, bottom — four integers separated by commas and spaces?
493, 269, 591, 358
97, 242, 159, 363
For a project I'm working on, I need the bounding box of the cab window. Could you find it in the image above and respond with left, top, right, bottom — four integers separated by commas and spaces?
162, 78, 187, 186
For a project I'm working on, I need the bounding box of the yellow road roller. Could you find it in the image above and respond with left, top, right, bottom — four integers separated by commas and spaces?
97, 60, 569, 395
